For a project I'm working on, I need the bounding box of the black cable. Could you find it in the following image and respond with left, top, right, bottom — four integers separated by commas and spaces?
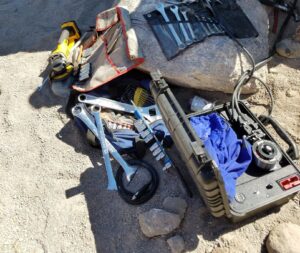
255, 56, 273, 70
231, 70, 252, 121
228, 35, 274, 120
230, 44, 274, 119
208, 0, 297, 122
222, 0, 298, 121
116, 159, 159, 205
230, 37, 256, 74
251, 75, 275, 116
223, 28, 257, 121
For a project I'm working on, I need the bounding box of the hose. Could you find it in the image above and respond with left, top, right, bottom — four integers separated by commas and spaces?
116, 159, 159, 205
228, 0, 298, 121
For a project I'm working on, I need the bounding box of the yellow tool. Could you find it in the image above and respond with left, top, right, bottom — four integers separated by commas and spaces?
133, 87, 152, 107
49, 21, 81, 80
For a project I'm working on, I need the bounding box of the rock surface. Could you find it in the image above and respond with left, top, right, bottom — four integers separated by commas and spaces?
122, 0, 269, 93
167, 235, 185, 253
139, 209, 182, 237
163, 197, 187, 219
266, 223, 300, 253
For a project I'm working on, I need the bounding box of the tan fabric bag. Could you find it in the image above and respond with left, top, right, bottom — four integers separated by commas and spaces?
73, 6, 144, 92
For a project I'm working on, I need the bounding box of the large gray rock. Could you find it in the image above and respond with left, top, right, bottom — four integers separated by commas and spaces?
163, 197, 187, 219
139, 208, 182, 237
122, 0, 269, 93
266, 223, 300, 253
167, 235, 185, 253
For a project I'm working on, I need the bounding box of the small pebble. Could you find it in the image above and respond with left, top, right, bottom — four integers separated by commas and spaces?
286, 89, 297, 97
139, 209, 181, 238
167, 235, 185, 253
163, 197, 187, 219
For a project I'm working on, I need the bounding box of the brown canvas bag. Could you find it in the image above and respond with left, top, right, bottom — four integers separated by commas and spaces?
73, 6, 144, 92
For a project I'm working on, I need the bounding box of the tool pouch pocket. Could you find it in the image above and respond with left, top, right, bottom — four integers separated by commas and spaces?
73, 6, 144, 92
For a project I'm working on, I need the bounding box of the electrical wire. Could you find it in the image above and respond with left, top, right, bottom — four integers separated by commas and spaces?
227, 0, 298, 122
251, 75, 275, 116
214, 0, 298, 122
116, 159, 159, 205
227, 34, 273, 121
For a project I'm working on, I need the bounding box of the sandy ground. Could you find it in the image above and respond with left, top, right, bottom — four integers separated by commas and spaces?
0, 1, 300, 253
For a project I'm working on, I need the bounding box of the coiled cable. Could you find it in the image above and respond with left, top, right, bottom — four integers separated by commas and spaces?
116, 159, 159, 205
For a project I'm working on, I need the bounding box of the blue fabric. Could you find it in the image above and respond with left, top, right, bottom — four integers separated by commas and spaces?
107, 129, 139, 151
190, 113, 252, 200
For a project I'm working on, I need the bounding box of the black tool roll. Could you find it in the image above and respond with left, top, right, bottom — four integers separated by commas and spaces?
145, 0, 258, 60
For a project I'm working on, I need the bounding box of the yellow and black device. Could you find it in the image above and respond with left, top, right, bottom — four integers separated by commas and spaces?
49, 21, 81, 80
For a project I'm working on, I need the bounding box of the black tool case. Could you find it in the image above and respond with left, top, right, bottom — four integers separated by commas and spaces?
150, 72, 300, 222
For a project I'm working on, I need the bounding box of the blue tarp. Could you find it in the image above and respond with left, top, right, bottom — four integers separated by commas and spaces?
190, 113, 252, 200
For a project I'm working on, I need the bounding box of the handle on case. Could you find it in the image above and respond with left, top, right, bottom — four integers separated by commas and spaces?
258, 115, 299, 160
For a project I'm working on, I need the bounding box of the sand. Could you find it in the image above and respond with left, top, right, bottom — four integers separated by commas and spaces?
0, 1, 299, 253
